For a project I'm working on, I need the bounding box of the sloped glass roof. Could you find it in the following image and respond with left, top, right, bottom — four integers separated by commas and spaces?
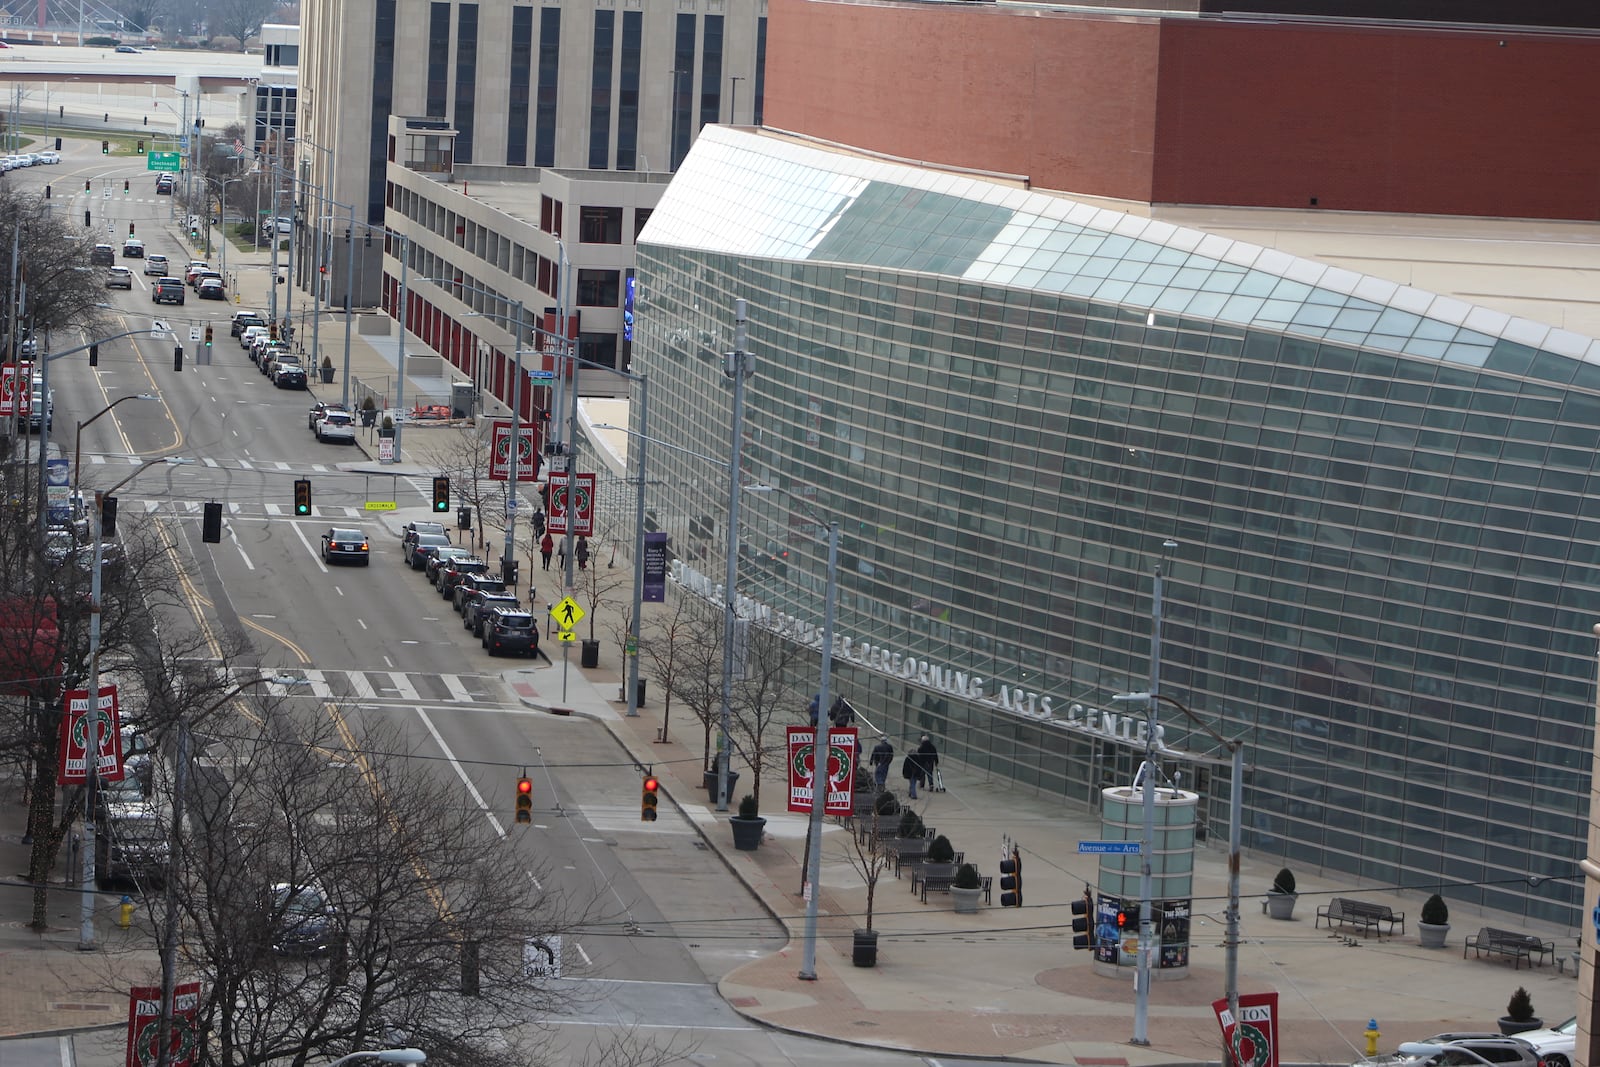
640, 126, 1600, 371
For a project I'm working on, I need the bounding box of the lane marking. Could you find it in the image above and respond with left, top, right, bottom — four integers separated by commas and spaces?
414, 705, 506, 838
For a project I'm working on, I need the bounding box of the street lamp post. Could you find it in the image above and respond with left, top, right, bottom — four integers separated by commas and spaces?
716, 300, 753, 812
73, 394, 158, 491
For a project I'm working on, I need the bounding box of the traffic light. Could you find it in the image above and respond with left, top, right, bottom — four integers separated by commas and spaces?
1116, 907, 1131, 931
84, 179, 90, 192
84, 210, 91, 227
641, 773, 659, 822
515, 776, 533, 824
101, 140, 108, 154
122, 179, 129, 193
999, 846, 1022, 907
173, 344, 183, 372
202, 501, 222, 543
1071, 889, 1092, 950
204, 325, 213, 348
136, 139, 144, 154
432, 476, 450, 513
189, 222, 199, 241
88, 343, 98, 367
128, 223, 135, 236
293, 479, 311, 516
100, 495, 119, 537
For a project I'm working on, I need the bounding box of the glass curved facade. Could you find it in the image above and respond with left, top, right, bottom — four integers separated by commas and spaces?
634, 127, 1600, 925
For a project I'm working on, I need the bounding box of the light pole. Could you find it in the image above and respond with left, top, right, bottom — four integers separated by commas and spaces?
327, 1051, 427, 1065
73, 394, 157, 491
209, 177, 244, 276
716, 300, 753, 812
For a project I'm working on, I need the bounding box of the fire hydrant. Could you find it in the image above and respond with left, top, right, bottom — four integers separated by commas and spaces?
1365, 1019, 1381, 1058
118, 894, 134, 930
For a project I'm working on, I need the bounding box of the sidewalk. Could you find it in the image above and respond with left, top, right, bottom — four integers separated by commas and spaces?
3, 240, 1586, 1062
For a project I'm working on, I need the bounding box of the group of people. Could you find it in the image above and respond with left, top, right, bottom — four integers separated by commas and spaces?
539, 534, 590, 571
869, 732, 940, 799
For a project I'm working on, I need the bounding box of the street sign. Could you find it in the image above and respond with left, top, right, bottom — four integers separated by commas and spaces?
556, 631, 577, 642
528, 370, 555, 382
378, 435, 394, 463
46, 458, 68, 488
363, 501, 397, 511
189, 326, 202, 343
551, 596, 584, 631
146, 151, 181, 172
1078, 841, 1143, 855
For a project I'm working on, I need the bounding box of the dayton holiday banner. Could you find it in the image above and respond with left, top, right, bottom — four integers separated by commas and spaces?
1213, 992, 1281, 1067
126, 981, 201, 1067
786, 725, 858, 815
58, 684, 124, 785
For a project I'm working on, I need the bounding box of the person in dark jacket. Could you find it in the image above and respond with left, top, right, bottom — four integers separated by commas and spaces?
575, 536, 591, 570
870, 735, 894, 791
907, 734, 939, 798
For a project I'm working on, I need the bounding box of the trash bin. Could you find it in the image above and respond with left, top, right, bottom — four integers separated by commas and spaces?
635, 678, 647, 707
457, 506, 473, 531
580, 639, 600, 669
360, 407, 377, 428
852, 929, 879, 967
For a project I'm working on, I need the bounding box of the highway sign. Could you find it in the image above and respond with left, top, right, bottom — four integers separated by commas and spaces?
363, 501, 397, 511
551, 596, 584, 631
1078, 841, 1143, 855
147, 151, 181, 172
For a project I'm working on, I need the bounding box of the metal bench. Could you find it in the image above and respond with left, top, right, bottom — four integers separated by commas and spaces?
1315, 897, 1406, 938
1465, 927, 1554, 969
916, 872, 992, 904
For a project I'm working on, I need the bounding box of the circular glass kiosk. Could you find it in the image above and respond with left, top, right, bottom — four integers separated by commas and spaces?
1091, 784, 1198, 980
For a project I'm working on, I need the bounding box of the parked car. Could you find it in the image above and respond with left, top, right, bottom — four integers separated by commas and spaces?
1509, 1019, 1576, 1067
104, 266, 133, 289
35, 150, 59, 164
144, 253, 169, 277
453, 572, 508, 615
94, 800, 169, 889
232, 310, 267, 337
191, 269, 223, 291
314, 410, 354, 441
482, 608, 539, 657
115, 44, 140, 53
406, 534, 455, 571
267, 882, 340, 957
183, 261, 210, 284
400, 520, 448, 548
320, 527, 370, 566
436, 556, 489, 597
424, 545, 477, 583
274, 362, 307, 390
122, 237, 144, 258
152, 278, 184, 305
240, 325, 269, 352
197, 278, 226, 301
1360, 1037, 1541, 1067
90, 243, 115, 266
465, 591, 520, 635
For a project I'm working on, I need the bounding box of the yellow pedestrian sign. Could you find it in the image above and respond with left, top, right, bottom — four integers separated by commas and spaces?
552, 596, 585, 631
556, 631, 577, 642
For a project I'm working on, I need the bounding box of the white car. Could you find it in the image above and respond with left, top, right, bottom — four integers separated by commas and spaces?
240, 325, 269, 351
315, 410, 356, 444
35, 150, 59, 164
1511, 1018, 1575, 1067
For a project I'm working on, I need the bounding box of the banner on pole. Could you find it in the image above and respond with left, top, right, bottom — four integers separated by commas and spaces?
58, 685, 124, 785
1212, 992, 1280, 1067
786, 726, 858, 815
546, 471, 595, 536
126, 981, 201, 1067
488, 418, 539, 482
642, 532, 668, 602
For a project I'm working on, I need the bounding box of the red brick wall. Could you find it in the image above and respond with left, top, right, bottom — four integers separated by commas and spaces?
764, 0, 1600, 221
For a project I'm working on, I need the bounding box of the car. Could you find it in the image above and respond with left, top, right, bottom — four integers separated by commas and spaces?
453, 572, 507, 615
436, 556, 489, 597
274, 216, 293, 234
115, 44, 139, 53
197, 278, 225, 300
267, 883, 340, 957
1508, 1019, 1576, 1067
104, 266, 133, 289
155, 177, 174, 195
320, 527, 370, 566
144, 254, 169, 277
274, 363, 307, 390
95, 800, 169, 888
465, 591, 519, 635
424, 545, 476, 583
152, 278, 184, 304
309, 402, 348, 430
482, 608, 539, 657
314, 410, 354, 441
400, 520, 448, 548
122, 238, 144, 258
90, 243, 115, 266
405, 534, 454, 570
267, 352, 299, 380
183, 261, 210, 285
232, 310, 266, 337
1362, 1037, 1541, 1067
259, 345, 289, 374
240, 325, 269, 351
35, 150, 59, 164
191, 269, 222, 291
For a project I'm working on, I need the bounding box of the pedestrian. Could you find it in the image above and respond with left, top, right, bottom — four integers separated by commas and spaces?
901, 749, 922, 799
575, 536, 590, 570
557, 541, 566, 570
870, 735, 894, 792
915, 734, 940, 793
540, 532, 554, 570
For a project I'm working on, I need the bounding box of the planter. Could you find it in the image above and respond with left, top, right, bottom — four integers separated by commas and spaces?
729, 815, 766, 851
704, 769, 741, 805
320, 366, 334, 383
852, 928, 879, 967
1498, 1017, 1542, 1036
1417, 921, 1449, 949
1266, 890, 1297, 920
951, 886, 983, 914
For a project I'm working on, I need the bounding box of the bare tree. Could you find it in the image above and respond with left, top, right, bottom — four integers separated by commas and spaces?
838, 793, 901, 933
632, 589, 701, 746
205, 0, 278, 49
656, 594, 725, 776
428, 422, 506, 553
726, 621, 808, 810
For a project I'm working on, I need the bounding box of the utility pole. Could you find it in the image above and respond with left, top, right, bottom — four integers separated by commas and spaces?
716, 300, 752, 812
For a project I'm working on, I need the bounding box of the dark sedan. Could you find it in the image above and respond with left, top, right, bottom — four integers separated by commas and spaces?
408, 536, 456, 571
320, 528, 370, 566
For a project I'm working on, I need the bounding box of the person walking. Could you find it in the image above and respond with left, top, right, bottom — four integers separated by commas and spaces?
915, 734, 941, 793
540, 532, 554, 570
870, 735, 894, 792
575, 536, 590, 570
901, 748, 923, 799
557, 541, 567, 571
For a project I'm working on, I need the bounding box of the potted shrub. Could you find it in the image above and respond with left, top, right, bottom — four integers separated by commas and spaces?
921, 834, 957, 881
378, 414, 395, 438
1266, 867, 1297, 920
1498, 986, 1541, 1035
729, 793, 765, 851
896, 809, 925, 840
1418, 893, 1449, 949
320, 355, 334, 383
950, 862, 983, 914
873, 790, 899, 818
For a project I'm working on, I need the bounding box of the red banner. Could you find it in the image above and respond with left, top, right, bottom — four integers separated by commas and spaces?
547, 471, 595, 536
0, 361, 31, 418
1213, 992, 1280, 1067
487, 418, 539, 482
786, 726, 858, 815
58, 685, 124, 785
126, 981, 201, 1067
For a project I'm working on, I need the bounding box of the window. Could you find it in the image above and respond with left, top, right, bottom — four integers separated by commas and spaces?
454, 4, 479, 164
576, 269, 620, 307
580, 206, 622, 244
535, 7, 560, 168
426, 3, 450, 117
589, 10, 614, 169
616, 11, 642, 170
634, 207, 652, 242
507, 7, 533, 166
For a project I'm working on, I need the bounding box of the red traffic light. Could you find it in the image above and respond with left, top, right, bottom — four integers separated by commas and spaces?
641, 774, 660, 822
517, 778, 533, 795
515, 776, 533, 824
643, 776, 658, 792
1116, 910, 1130, 929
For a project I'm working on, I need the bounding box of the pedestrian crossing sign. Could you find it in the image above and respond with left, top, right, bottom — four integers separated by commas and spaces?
552, 596, 584, 631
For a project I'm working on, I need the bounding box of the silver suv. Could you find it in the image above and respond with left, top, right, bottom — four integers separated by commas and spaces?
1364, 1036, 1540, 1067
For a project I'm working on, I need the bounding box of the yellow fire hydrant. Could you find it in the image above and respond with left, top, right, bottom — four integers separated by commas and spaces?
1365, 1019, 1381, 1058
118, 894, 134, 929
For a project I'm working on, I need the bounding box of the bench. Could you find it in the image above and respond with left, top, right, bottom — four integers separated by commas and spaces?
1465, 927, 1555, 970
1315, 897, 1406, 938
900, 849, 963, 882
915, 871, 992, 904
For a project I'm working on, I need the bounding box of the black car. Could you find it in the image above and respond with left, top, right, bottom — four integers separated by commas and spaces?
274, 364, 307, 389
453, 572, 507, 614
482, 608, 538, 657
436, 556, 489, 598
465, 591, 519, 635
400, 519, 448, 550
404, 533, 451, 568
232, 312, 267, 337
423, 545, 475, 581
90, 243, 115, 266
320, 527, 370, 566
268, 883, 340, 957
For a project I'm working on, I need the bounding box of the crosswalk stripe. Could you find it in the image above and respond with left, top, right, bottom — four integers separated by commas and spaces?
387, 672, 420, 702
203, 457, 219, 468
303, 668, 334, 699
441, 674, 473, 702
346, 671, 376, 700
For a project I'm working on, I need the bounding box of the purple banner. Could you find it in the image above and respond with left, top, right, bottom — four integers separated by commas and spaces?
642, 532, 669, 602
